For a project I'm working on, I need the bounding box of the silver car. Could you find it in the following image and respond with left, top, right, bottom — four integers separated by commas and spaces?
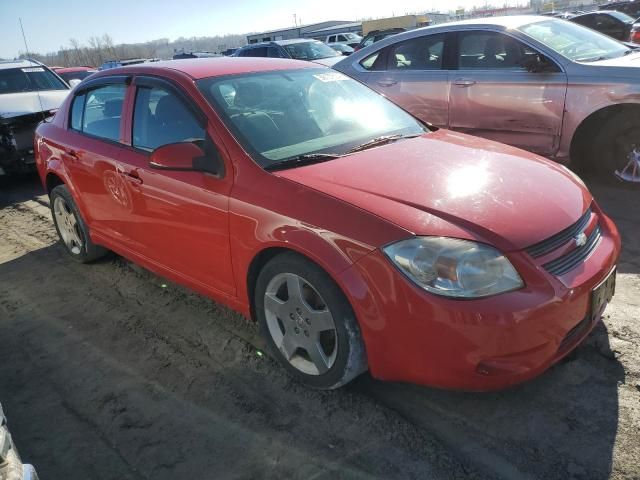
334, 16, 640, 182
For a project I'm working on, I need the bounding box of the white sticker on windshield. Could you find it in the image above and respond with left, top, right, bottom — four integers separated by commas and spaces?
313, 72, 347, 83
21, 67, 45, 73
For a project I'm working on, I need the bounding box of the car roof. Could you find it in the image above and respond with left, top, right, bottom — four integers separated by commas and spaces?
0, 59, 42, 71
94, 57, 317, 80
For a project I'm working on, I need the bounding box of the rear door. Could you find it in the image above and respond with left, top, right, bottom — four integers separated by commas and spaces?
448, 30, 567, 156
363, 32, 450, 128
63, 77, 132, 241
115, 76, 235, 295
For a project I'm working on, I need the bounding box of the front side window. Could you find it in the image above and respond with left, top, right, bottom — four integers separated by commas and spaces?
337, 35, 347, 42
69, 84, 126, 142
389, 34, 445, 70
197, 69, 425, 167
519, 19, 630, 62
0, 67, 68, 94
458, 32, 533, 70
132, 86, 204, 151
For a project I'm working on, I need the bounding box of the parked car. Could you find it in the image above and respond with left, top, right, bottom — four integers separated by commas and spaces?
172, 51, 220, 60
0, 403, 38, 480
324, 32, 362, 49
330, 43, 354, 55
599, 0, 640, 19
99, 58, 159, 70
234, 40, 342, 66
355, 28, 406, 51
0, 59, 70, 176
571, 10, 636, 41
52, 66, 97, 85
335, 15, 640, 182
35, 57, 620, 391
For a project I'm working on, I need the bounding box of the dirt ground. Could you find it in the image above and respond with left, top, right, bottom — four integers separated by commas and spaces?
0, 174, 638, 480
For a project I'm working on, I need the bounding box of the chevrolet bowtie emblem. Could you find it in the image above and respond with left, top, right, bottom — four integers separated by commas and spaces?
574, 232, 587, 248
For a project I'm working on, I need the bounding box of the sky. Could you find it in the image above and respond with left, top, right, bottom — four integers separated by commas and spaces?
0, 0, 523, 58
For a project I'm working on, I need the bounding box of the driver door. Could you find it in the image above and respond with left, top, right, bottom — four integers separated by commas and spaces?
116, 76, 235, 295
448, 30, 568, 157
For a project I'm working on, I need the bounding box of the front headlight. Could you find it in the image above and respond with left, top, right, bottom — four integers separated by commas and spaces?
383, 237, 523, 298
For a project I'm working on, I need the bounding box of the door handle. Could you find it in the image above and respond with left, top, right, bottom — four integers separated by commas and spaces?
377, 79, 397, 87
63, 148, 78, 161
120, 169, 143, 185
453, 78, 477, 87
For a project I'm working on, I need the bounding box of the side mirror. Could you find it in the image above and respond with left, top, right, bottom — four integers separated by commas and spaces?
68, 79, 82, 88
149, 142, 222, 175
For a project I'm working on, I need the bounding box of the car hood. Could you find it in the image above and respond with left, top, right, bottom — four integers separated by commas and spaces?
311, 56, 344, 67
0, 90, 69, 118
274, 130, 592, 251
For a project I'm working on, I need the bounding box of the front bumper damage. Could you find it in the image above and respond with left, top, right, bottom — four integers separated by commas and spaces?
0, 111, 53, 176
0, 404, 38, 480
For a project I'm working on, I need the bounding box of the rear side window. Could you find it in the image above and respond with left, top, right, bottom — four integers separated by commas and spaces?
360, 52, 380, 70
69, 84, 126, 142
132, 85, 204, 151
388, 34, 445, 70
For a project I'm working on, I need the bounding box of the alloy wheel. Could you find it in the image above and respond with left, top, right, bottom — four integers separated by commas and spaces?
53, 196, 83, 255
263, 272, 338, 375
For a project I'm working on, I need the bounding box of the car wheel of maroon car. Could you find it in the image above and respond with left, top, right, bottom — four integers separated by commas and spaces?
254, 252, 367, 389
50, 185, 108, 263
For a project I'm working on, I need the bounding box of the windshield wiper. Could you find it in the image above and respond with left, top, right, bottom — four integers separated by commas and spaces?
265, 153, 342, 171
346, 133, 421, 154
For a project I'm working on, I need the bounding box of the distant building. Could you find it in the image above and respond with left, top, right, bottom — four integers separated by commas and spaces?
246, 21, 359, 44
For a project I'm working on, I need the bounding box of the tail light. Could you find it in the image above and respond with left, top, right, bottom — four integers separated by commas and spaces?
631, 26, 640, 44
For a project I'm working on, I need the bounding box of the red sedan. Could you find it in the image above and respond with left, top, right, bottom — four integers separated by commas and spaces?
34, 58, 620, 391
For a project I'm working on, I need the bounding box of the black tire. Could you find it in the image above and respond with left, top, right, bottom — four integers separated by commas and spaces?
589, 110, 640, 184
50, 184, 108, 263
254, 252, 367, 389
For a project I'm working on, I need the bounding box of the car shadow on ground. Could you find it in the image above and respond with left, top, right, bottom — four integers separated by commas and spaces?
0, 174, 46, 208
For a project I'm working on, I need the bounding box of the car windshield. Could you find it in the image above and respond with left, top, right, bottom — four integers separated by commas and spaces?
283, 42, 340, 60
519, 19, 630, 62
0, 66, 68, 94
198, 68, 426, 168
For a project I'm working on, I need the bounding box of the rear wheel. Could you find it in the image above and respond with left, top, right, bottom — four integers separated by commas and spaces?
50, 184, 107, 263
254, 252, 367, 389
590, 111, 640, 184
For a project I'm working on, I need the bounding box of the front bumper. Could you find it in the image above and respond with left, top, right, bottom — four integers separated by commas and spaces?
0, 113, 44, 176
339, 207, 621, 391
0, 405, 38, 480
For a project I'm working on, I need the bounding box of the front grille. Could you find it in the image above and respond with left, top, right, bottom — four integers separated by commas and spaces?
526, 207, 592, 258
542, 225, 601, 276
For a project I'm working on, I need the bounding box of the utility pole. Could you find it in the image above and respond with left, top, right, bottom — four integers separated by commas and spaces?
293, 13, 297, 27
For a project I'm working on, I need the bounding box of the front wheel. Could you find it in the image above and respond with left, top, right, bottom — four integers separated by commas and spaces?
254, 252, 367, 389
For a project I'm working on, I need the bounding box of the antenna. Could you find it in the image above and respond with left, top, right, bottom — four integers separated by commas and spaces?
19, 17, 46, 120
